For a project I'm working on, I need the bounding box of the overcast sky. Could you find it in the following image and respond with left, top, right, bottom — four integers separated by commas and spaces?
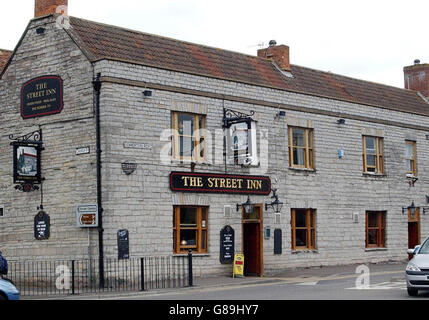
1, 0, 428, 88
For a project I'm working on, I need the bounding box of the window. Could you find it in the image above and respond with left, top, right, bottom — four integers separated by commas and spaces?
365, 211, 386, 248
172, 112, 206, 162
0, 206, 3, 217
405, 140, 417, 177
173, 206, 208, 254
362, 136, 384, 174
291, 209, 316, 250
227, 121, 258, 165
288, 127, 314, 169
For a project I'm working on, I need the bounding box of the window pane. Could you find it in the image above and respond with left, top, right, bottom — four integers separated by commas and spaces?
367, 213, 378, 227
180, 136, 193, 157
293, 148, 305, 166
295, 210, 307, 227
180, 229, 196, 246
407, 160, 413, 173
293, 129, 305, 147
366, 155, 376, 167
365, 137, 376, 153
405, 144, 413, 159
308, 130, 313, 148
367, 229, 378, 245
180, 207, 197, 226
295, 229, 307, 247
178, 114, 194, 136
232, 123, 248, 151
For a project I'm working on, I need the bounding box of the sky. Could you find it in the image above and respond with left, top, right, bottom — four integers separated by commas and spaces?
1, 0, 429, 88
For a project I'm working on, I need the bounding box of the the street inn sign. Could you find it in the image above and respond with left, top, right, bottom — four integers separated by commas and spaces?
21, 75, 63, 119
170, 172, 271, 195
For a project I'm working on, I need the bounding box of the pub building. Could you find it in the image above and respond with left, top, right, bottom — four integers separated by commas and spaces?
0, 0, 429, 278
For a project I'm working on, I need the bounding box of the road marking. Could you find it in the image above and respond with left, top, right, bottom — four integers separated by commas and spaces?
346, 281, 407, 290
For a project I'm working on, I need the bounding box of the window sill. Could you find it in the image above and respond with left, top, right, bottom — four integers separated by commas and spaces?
362, 172, 386, 178
288, 167, 316, 173
291, 249, 318, 254
365, 248, 387, 252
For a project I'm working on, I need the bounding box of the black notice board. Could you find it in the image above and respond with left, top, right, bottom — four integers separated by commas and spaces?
274, 229, 282, 255
34, 211, 50, 240
117, 229, 130, 260
220, 225, 235, 264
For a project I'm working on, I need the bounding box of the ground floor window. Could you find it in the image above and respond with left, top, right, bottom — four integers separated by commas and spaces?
365, 211, 386, 248
173, 206, 208, 254
291, 208, 316, 250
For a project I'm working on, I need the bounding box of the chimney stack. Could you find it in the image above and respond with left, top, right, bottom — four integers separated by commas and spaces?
257, 41, 290, 71
404, 60, 429, 98
35, 0, 68, 18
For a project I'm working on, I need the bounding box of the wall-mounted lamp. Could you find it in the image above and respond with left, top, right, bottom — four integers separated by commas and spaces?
265, 189, 283, 213
36, 27, 46, 35
275, 111, 286, 120
143, 90, 152, 97
337, 119, 346, 125
402, 201, 417, 218
237, 196, 255, 215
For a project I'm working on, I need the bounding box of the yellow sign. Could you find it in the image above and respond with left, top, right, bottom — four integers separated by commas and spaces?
233, 254, 244, 278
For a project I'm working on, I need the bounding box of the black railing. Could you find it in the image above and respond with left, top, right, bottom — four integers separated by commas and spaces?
6, 254, 192, 297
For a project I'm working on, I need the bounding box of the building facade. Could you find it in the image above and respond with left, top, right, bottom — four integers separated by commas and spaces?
1, 1, 429, 277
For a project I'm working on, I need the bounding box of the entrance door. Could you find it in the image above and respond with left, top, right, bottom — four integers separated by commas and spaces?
242, 204, 263, 276
408, 208, 421, 261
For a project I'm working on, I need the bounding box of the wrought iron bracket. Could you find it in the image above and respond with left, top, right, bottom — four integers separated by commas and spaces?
9, 129, 43, 146
222, 108, 255, 128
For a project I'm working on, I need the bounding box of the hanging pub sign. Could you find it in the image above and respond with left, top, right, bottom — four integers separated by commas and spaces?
34, 211, 50, 240
21, 75, 63, 119
220, 225, 235, 264
170, 172, 271, 195
13, 144, 42, 185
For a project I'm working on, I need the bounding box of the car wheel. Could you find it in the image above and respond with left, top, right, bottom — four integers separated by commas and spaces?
407, 288, 419, 297
0, 293, 7, 300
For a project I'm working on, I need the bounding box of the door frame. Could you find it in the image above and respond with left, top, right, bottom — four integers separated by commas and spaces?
241, 203, 264, 276
408, 208, 421, 260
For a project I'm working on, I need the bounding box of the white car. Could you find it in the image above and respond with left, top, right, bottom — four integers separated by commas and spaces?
406, 237, 429, 296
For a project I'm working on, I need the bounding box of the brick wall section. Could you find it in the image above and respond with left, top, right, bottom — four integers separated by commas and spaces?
0, 16, 97, 261
257, 44, 290, 71
35, 0, 67, 18
404, 63, 429, 98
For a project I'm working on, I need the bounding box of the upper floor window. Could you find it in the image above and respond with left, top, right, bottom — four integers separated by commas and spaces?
405, 140, 417, 177
172, 112, 206, 162
362, 136, 384, 174
288, 127, 314, 169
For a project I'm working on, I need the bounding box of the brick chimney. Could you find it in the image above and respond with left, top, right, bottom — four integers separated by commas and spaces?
404, 60, 429, 98
35, 0, 68, 18
257, 40, 290, 71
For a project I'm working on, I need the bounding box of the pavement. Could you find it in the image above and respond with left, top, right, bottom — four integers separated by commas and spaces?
21, 260, 409, 300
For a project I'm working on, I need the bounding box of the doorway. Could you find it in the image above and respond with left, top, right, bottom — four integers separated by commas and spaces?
408, 208, 421, 261
242, 204, 263, 276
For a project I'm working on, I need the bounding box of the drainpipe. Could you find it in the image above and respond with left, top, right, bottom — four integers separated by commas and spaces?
92, 73, 104, 288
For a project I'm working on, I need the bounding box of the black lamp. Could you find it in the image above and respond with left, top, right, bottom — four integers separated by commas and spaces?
403, 201, 417, 218
265, 189, 284, 213
237, 196, 255, 215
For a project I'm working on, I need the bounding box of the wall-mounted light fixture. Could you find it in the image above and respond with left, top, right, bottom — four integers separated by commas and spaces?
265, 189, 283, 213
403, 201, 417, 218
337, 119, 346, 125
237, 196, 255, 215
143, 90, 152, 97
275, 110, 286, 120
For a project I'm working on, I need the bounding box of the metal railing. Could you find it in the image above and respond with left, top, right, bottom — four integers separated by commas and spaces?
6, 252, 193, 297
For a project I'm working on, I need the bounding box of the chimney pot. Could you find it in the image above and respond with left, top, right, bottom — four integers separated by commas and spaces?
414, 59, 421, 65
35, 0, 68, 18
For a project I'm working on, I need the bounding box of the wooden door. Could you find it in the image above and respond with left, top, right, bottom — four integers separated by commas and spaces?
408, 208, 421, 260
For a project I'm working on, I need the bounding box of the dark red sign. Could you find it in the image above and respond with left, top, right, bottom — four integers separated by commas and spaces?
21, 75, 63, 119
170, 172, 271, 195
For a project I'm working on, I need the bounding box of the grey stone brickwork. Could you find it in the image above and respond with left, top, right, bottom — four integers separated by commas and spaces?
0, 15, 428, 277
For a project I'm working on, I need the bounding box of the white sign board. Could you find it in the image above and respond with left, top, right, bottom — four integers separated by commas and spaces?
76, 203, 98, 228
